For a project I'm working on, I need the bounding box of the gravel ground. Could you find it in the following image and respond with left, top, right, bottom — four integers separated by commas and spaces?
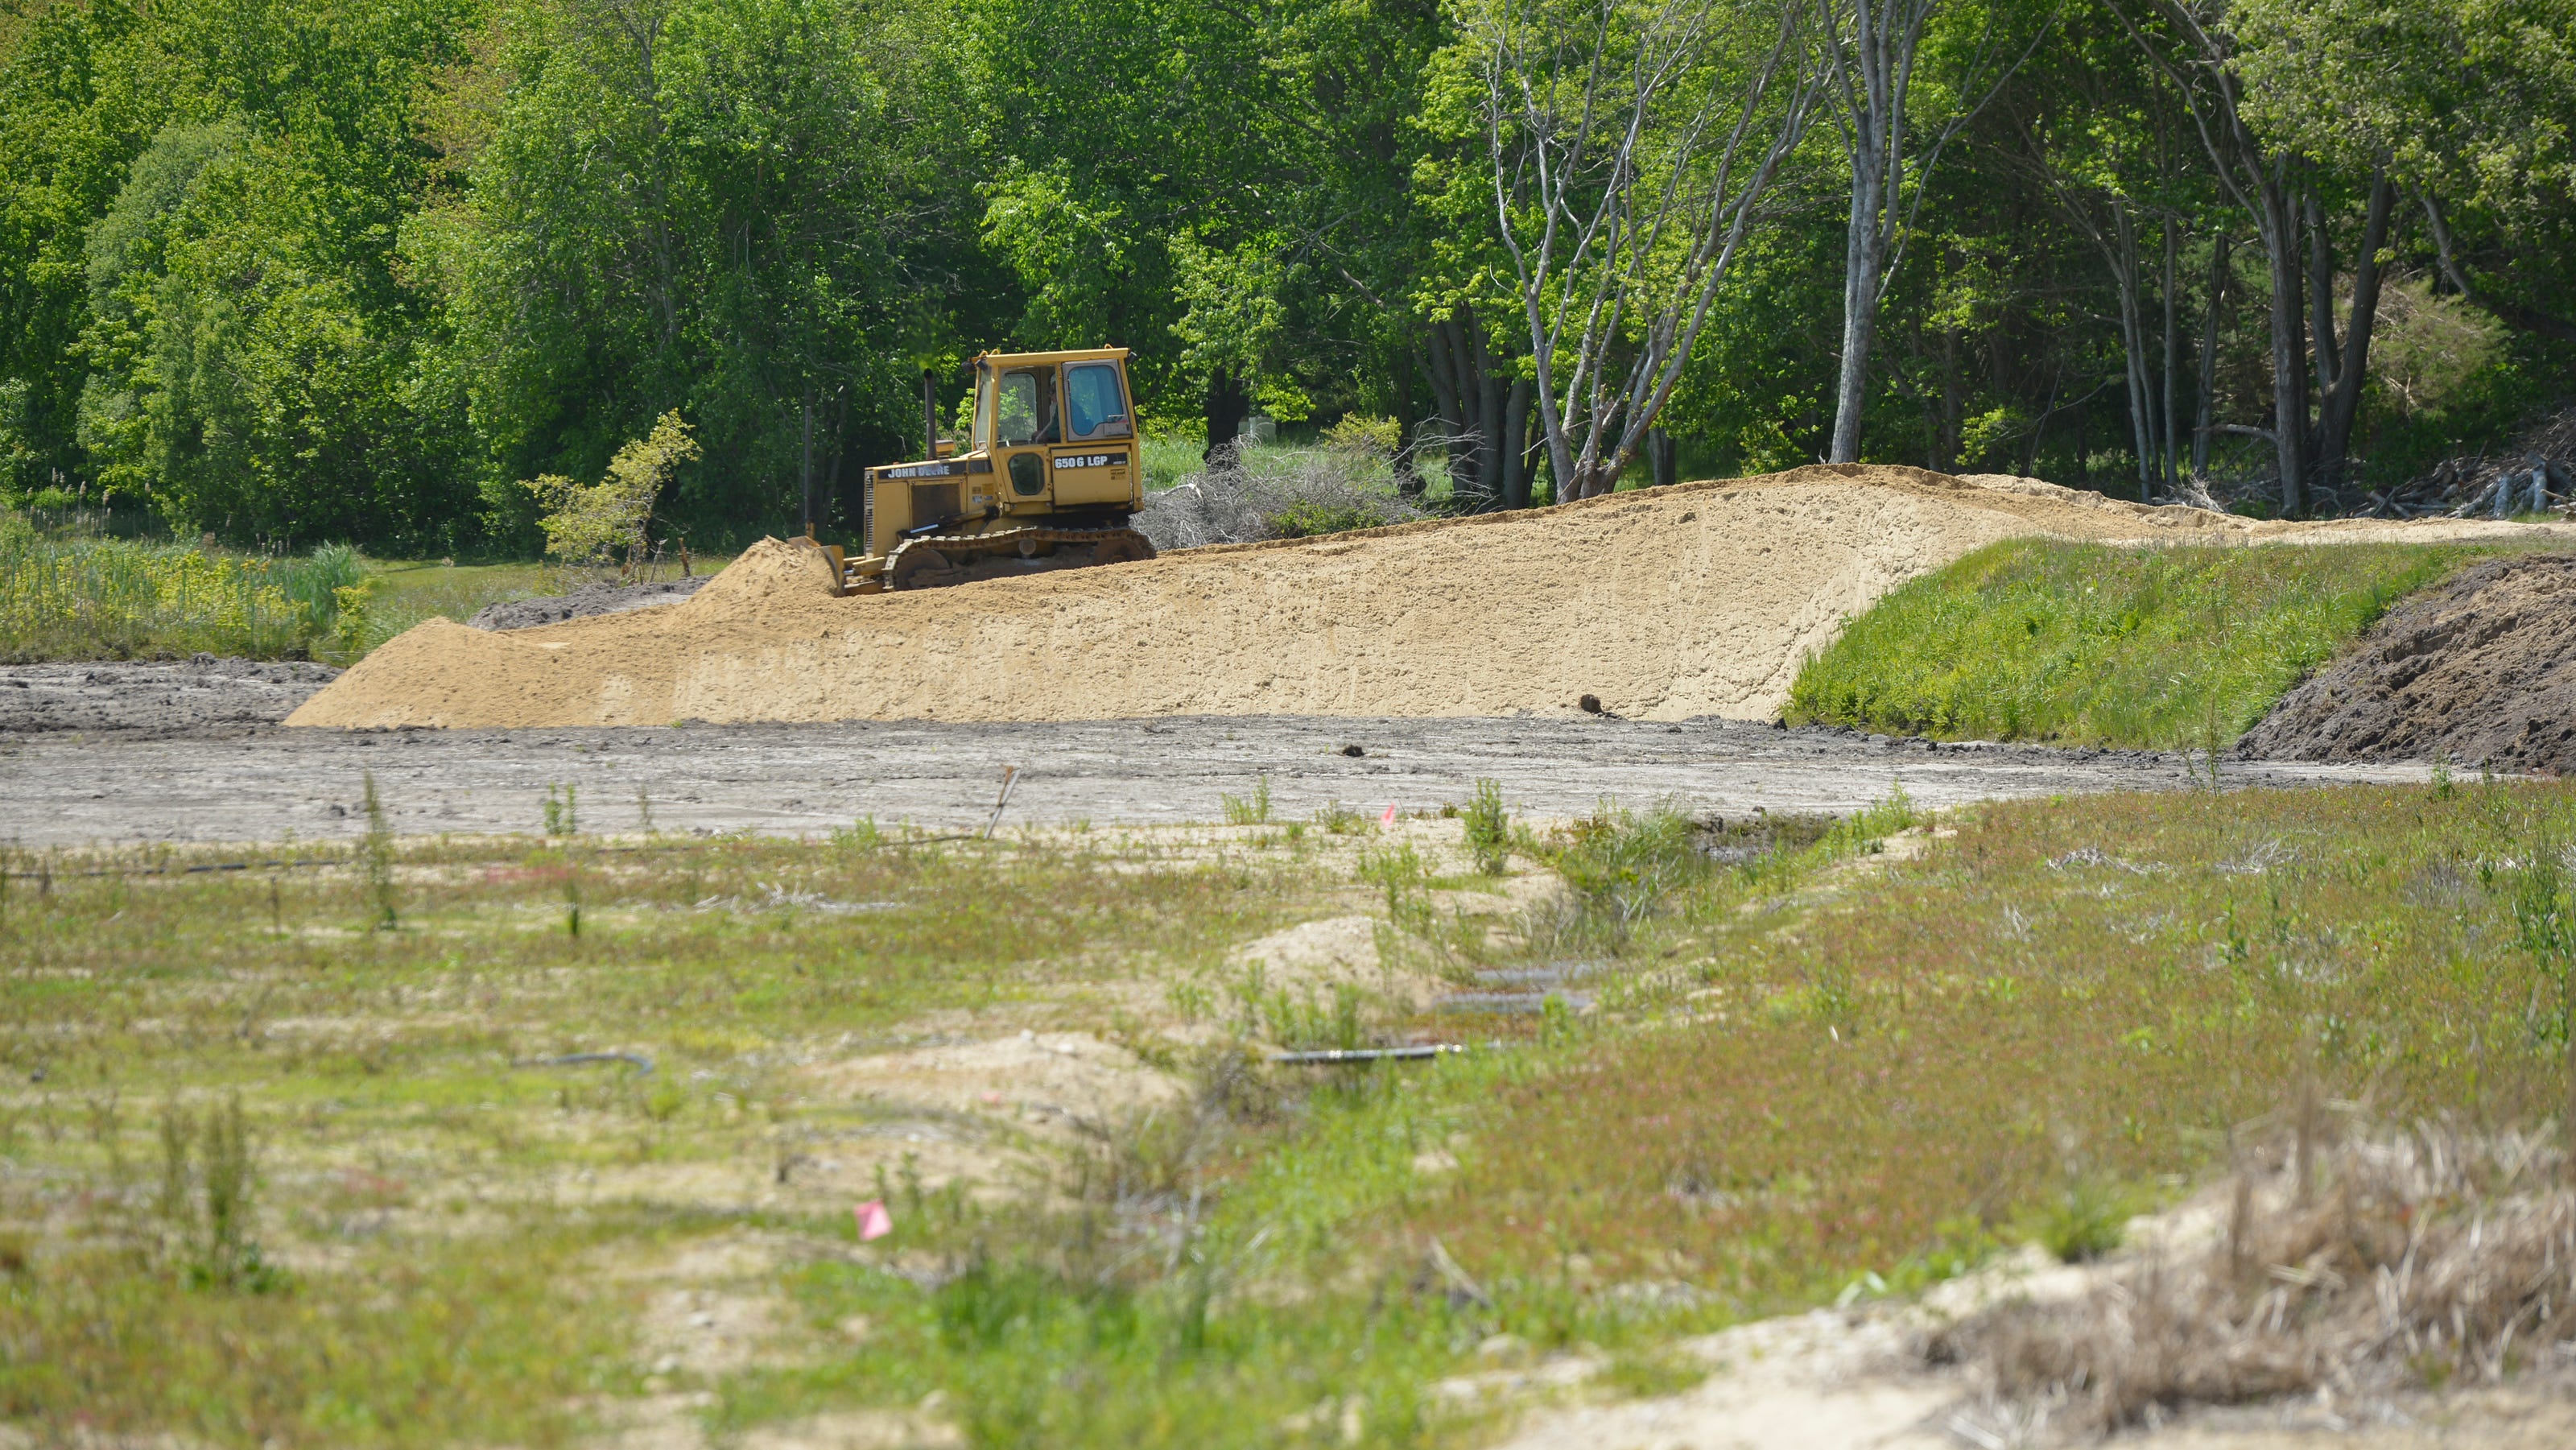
0, 703, 2428, 848
466, 576, 709, 630
0, 656, 341, 735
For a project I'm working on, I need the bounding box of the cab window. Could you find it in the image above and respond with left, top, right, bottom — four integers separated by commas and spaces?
1065, 361, 1130, 440
994, 367, 1059, 446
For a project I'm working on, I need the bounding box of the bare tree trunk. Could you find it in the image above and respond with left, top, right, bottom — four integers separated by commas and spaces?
2193, 230, 2229, 479
2304, 188, 2339, 402
1428, 311, 1536, 508
1471, 324, 1504, 500
2161, 217, 2181, 491
2259, 171, 2310, 515
1830, 147, 1889, 462
1203, 370, 1251, 465
2314, 167, 2394, 493
1649, 428, 1678, 486
2113, 204, 2156, 500
1937, 324, 1964, 471
1499, 378, 1534, 507
1426, 320, 1468, 489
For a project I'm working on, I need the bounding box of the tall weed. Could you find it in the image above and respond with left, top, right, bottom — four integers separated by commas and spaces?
1461, 779, 1510, 875
0, 511, 365, 661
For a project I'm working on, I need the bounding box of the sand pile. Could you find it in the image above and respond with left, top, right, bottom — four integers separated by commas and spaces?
289, 465, 2572, 730
2236, 552, 2576, 770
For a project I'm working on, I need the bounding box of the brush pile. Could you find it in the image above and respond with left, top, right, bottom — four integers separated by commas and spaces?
2360, 402, 2576, 518
1133, 441, 1424, 550
1939, 1119, 2576, 1438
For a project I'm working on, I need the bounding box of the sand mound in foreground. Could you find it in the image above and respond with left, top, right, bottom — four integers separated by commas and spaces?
289, 465, 2574, 729
2236, 552, 2576, 770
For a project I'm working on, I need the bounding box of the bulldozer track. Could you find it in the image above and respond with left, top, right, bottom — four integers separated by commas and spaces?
876, 526, 1154, 591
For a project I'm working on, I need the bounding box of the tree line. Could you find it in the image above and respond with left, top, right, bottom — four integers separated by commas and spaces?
0, 0, 2569, 551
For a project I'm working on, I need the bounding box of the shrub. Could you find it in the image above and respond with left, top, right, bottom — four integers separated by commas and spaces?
522, 411, 699, 579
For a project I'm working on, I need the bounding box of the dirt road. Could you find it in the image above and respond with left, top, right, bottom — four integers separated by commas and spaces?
0, 712, 2426, 847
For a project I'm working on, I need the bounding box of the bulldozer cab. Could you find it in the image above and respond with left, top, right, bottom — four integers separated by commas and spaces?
841, 347, 1150, 593
974, 351, 1135, 510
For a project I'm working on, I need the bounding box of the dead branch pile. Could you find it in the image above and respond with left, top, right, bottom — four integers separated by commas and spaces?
1939, 1121, 2576, 1438
2359, 400, 2576, 518
1133, 448, 1424, 551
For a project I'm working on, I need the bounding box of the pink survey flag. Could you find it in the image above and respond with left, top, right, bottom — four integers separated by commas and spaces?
855, 1199, 894, 1241
1381, 803, 1398, 827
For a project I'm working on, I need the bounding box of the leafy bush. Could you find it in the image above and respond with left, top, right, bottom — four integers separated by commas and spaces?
522, 411, 699, 577
1268, 498, 1397, 537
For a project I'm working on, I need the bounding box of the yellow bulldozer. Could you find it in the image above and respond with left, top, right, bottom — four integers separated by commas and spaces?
830, 347, 1158, 593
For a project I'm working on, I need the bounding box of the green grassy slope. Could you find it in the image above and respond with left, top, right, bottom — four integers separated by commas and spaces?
1783, 539, 2545, 750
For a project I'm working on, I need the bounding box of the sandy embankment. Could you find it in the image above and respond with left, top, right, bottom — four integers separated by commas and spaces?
288, 465, 2572, 730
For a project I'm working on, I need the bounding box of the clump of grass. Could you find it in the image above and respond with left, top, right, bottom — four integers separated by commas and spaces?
1220, 775, 1273, 825
2029, 1178, 2132, 1263
1311, 800, 1373, 835
1138, 432, 1206, 492
1786, 539, 2520, 749
155, 1093, 277, 1292
1527, 801, 1707, 951
1815, 781, 1915, 857
1948, 1123, 2576, 1435
1461, 779, 1510, 875
543, 783, 578, 836
562, 852, 583, 937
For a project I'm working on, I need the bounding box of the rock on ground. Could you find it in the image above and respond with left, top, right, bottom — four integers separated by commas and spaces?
2235, 552, 2576, 771
468, 576, 710, 631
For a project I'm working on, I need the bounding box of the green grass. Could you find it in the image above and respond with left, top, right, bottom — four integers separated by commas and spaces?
11, 780, 2576, 1445
0, 509, 733, 663
338, 560, 557, 654
1141, 434, 1204, 492
0, 825, 1310, 1447
0, 510, 365, 662
1, 1227, 634, 1446
1408, 780, 2576, 1315
1785, 539, 2546, 749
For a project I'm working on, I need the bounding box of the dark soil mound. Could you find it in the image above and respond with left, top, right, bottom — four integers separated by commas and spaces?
2235, 553, 2576, 770
466, 576, 709, 630
0, 655, 338, 734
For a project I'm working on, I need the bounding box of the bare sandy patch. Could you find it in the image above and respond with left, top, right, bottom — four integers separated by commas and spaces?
804, 1031, 1185, 1141
1227, 913, 1455, 1013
